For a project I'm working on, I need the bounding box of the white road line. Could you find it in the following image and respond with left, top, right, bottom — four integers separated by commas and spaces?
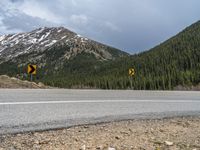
0, 100, 200, 105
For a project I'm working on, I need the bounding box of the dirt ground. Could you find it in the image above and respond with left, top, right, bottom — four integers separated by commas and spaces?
0, 116, 200, 150
0, 75, 48, 89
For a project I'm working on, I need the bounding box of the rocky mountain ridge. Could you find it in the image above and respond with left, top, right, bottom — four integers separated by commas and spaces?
0, 27, 127, 64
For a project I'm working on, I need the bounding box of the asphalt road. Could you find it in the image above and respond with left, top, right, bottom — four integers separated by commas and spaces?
0, 89, 200, 134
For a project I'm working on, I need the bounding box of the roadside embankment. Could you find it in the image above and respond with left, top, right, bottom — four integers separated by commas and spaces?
0, 75, 49, 89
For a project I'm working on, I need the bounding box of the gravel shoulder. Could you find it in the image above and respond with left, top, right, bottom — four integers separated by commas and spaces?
0, 116, 200, 150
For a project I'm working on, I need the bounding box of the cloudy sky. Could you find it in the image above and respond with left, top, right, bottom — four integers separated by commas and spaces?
0, 0, 200, 53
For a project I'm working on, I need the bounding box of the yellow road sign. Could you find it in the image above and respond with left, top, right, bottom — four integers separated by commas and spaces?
129, 68, 135, 76
28, 65, 36, 75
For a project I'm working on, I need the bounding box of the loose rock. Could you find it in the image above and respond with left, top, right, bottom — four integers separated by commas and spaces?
165, 141, 173, 146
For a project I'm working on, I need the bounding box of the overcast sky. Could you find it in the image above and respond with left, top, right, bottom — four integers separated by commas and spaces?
0, 0, 200, 53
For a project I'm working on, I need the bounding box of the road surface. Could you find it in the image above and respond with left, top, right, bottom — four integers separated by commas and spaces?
0, 89, 200, 134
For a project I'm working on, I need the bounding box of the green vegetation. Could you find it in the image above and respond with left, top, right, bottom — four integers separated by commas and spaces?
1, 21, 200, 90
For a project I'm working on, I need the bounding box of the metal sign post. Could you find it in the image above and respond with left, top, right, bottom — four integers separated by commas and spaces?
128, 68, 135, 89
30, 74, 33, 82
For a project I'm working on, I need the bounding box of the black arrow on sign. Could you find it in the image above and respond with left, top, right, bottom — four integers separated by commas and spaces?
29, 65, 36, 74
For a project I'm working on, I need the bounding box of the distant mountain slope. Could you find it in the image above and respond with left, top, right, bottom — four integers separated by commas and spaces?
0, 27, 128, 64
0, 21, 200, 90
0, 27, 128, 77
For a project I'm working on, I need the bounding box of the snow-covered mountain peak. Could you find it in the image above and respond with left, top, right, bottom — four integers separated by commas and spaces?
0, 27, 89, 61
0, 27, 127, 65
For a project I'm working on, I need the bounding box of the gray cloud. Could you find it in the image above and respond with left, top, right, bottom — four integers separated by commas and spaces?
70, 14, 88, 26
0, 0, 200, 53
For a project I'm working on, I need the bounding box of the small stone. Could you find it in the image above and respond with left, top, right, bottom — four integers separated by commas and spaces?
184, 122, 190, 127
33, 144, 40, 150
108, 147, 116, 150
96, 146, 103, 149
83, 126, 89, 129
80, 145, 86, 150
129, 129, 133, 133
8, 147, 17, 150
159, 129, 164, 132
150, 128, 154, 133
34, 140, 39, 145
39, 140, 50, 144
62, 130, 67, 134
165, 141, 173, 146
38, 82, 45, 87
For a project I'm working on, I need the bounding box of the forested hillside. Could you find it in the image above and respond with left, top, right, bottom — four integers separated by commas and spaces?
41, 21, 200, 90
0, 21, 200, 90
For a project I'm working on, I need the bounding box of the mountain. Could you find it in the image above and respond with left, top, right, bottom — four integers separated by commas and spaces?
42, 20, 200, 89
77, 20, 200, 90
0, 21, 200, 90
0, 27, 127, 63
0, 27, 128, 76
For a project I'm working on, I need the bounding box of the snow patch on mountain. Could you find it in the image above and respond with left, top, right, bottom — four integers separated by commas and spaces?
0, 35, 6, 42
45, 40, 57, 47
